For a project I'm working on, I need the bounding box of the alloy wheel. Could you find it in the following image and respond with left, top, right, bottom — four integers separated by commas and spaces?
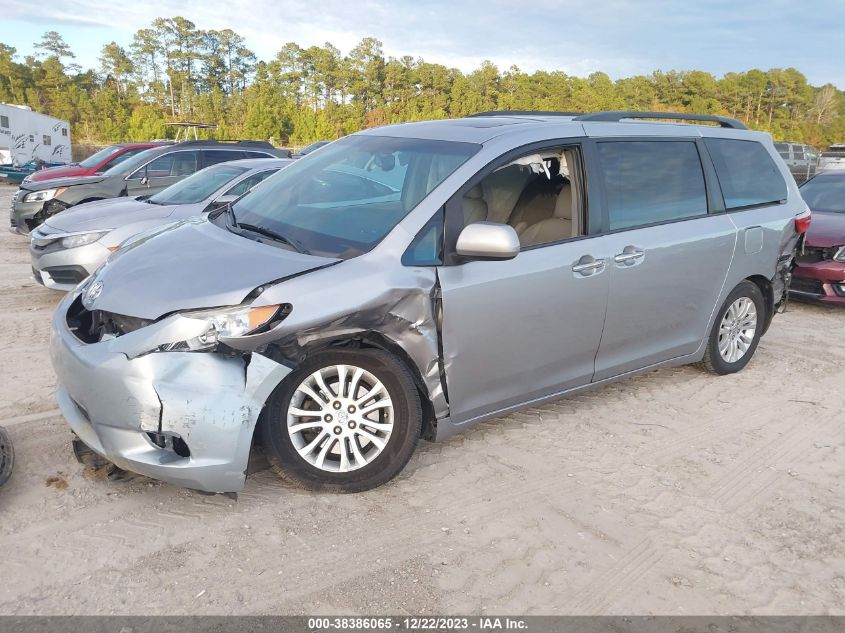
717, 297, 758, 363
286, 364, 394, 473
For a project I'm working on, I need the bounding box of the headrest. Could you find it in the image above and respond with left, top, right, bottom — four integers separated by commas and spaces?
466, 184, 484, 199
554, 182, 573, 220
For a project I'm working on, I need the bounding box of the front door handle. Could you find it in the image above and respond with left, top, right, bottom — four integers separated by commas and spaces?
613, 246, 645, 265
572, 255, 605, 276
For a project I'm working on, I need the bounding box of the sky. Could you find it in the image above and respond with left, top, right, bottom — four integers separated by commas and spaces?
2, 0, 844, 89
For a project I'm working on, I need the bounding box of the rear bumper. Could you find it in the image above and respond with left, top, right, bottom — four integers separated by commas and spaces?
50, 291, 291, 492
790, 260, 845, 306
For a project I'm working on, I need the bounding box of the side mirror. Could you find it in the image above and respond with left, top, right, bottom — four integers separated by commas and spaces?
455, 222, 520, 260
210, 194, 238, 210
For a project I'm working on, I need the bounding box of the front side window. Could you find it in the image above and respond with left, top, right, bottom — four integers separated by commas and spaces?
148, 164, 248, 205
228, 135, 478, 259
455, 146, 583, 248
596, 141, 708, 231
131, 151, 198, 179
704, 138, 787, 210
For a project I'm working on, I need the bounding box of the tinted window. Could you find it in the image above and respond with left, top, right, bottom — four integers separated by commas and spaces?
799, 175, 845, 213
130, 151, 198, 179
704, 138, 787, 209
245, 151, 274, 159
596, 141, 708, 231
224, 169, 278, 197
792, 146, 805, 160
774, 142, 790, 158
229, 135, 478, 258
203, 150, 246, 166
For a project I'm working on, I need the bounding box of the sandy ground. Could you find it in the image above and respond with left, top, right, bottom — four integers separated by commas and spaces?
0, 182, 843, 616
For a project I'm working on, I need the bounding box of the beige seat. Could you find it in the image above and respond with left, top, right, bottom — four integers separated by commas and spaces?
463, 184, 488, 224
481, 165, 534, 224
518, 182, 575, 246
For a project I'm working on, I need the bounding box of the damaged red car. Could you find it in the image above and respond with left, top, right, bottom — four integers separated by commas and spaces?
791, 171, 845, 305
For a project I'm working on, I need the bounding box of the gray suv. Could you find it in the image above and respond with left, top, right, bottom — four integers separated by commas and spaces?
49, 111, 808, 494
11, 140, 288, 233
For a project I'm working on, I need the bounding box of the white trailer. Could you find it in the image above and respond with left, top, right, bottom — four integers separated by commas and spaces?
0, 104, 71, 166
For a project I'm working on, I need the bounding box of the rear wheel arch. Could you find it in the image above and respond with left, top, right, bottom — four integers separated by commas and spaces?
745, 274, 774, 333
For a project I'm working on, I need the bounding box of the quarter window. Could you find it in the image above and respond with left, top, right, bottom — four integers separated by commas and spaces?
704, 138, 787, 210
596, 141, 708, 231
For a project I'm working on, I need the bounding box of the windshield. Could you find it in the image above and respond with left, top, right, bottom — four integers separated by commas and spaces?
149, 164, 249, 205
229, 134, 478, 258
79, 145, 123, 168
800, 175, 845, 213
102, 147, 162, 176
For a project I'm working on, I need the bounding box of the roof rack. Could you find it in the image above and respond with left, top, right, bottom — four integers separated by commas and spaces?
175, 139, 276, 148
469, 110, 582, 117
573, 111, 747, 130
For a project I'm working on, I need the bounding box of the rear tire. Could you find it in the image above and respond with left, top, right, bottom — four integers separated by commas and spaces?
259, 349, 422, 492
698, 280, 764, 375
0, 426, 14, 487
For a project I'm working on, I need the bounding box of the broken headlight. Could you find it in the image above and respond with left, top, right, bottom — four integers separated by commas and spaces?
23, 187, 66, 203
162, 304, 281, 352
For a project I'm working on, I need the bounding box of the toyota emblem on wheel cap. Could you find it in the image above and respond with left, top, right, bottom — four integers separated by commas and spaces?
83, 280, 104, 309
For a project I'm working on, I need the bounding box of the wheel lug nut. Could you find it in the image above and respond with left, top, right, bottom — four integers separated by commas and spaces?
325, 414, 333, 422
333, 426, 342, 435
333, 401, 341, 410
348, 405, 356, 413
348, 421, 356, 429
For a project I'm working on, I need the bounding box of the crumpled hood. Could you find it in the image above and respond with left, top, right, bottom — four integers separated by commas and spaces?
86, 217, 337, 319
21, 174, 107, 192
805, 211, 845, 248
44, 197, 177, 233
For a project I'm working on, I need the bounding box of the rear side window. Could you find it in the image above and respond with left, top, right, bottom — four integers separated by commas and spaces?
704, 139, 787, 210
203, 150, 247, 166
596, 141, 708, 231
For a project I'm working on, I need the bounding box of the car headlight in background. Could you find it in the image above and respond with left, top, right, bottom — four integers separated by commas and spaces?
23, 188, 66, 203
834, 246, 845, 262
60, 231, 110, 249
160, 304, 283, 351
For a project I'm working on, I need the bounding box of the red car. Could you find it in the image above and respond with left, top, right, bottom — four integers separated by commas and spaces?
791, 171, 845, 305
22, 142, 170, 184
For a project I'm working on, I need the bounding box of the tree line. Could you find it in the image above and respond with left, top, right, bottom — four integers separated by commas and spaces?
1, 17, 844, 148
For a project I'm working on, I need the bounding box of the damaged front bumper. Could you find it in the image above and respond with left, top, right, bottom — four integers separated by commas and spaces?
50, 291, 291, 493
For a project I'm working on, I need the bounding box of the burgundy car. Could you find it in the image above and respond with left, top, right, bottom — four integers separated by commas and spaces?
22, 142, 170, 184
791, 171, 845, 305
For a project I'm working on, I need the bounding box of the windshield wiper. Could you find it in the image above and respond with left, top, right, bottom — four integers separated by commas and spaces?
235, 222, 309, 254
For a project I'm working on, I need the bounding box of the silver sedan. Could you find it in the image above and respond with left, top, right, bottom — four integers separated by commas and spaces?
30, 158, 291, 290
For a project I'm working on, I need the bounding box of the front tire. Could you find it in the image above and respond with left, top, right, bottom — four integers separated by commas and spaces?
259, 349, 422, 492
698, 280, 764, 375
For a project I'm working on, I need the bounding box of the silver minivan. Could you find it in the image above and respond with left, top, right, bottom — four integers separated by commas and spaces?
49, 111, 809, 494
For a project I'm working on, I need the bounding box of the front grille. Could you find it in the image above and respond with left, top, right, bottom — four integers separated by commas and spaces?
66, 295, 153, 344
790, 277, 824, 295
796, 246, 837, 264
